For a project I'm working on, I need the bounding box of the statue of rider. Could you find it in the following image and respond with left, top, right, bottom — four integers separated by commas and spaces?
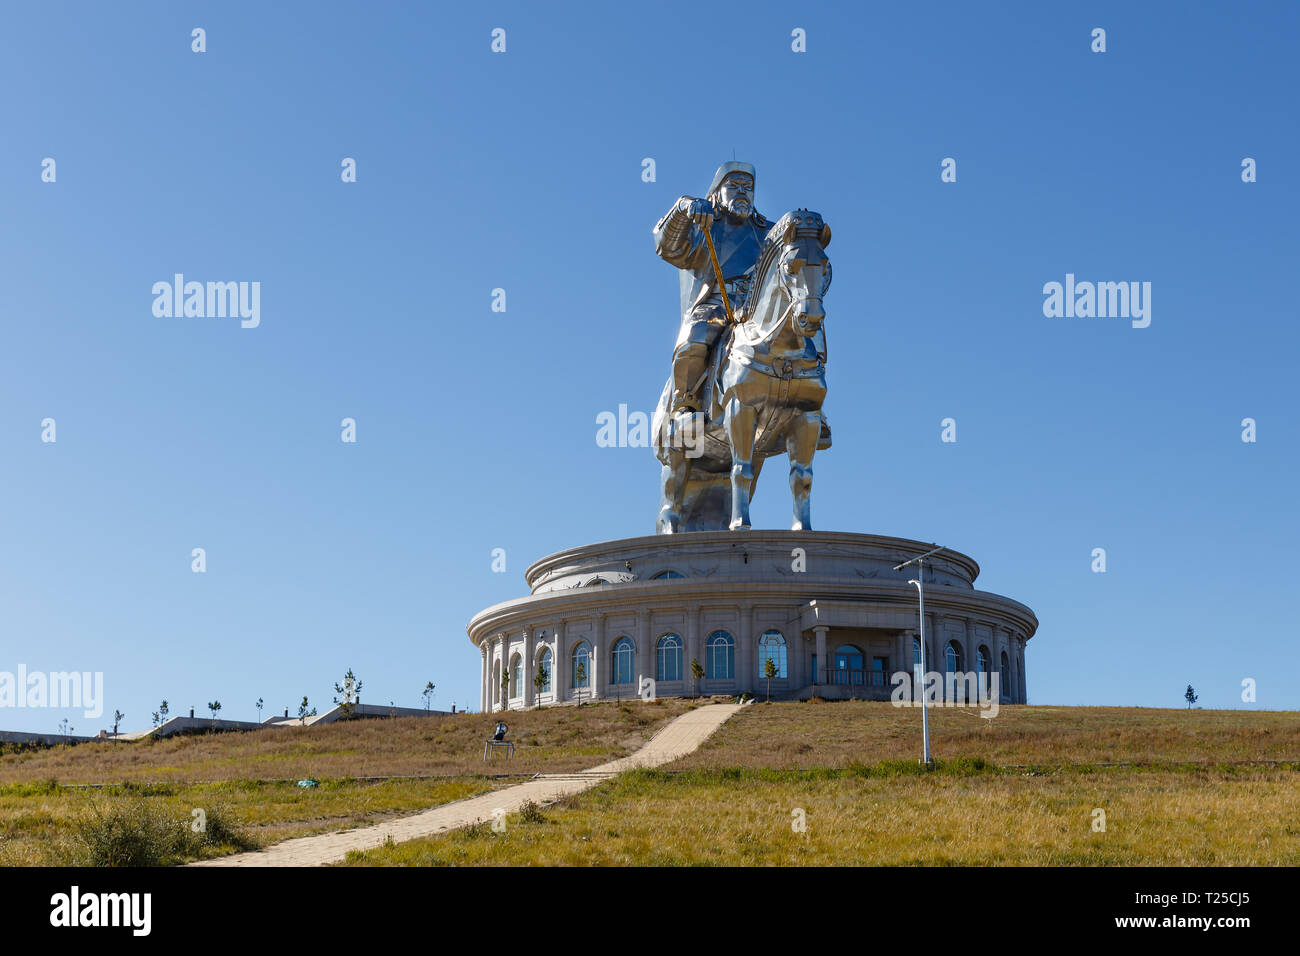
653, 163, 831, 452
652, 161, 770, 419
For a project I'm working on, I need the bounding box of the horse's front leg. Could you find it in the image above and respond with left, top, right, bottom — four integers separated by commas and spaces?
726, 398, 757, 530
787, 410, 820, 530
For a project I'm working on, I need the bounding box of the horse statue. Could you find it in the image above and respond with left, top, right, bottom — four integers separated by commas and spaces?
652, 209, 832, 532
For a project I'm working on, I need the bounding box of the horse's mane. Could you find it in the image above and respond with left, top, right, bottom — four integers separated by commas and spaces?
744, 216, 789, 320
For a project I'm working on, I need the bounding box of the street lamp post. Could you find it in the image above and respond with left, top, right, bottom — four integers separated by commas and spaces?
894, 544, 945, 767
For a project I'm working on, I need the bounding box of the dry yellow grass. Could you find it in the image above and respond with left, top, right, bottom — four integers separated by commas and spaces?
339, 765, 1300, 867
0, 699, 701, 865
671, 701, 1300, 769
337, 700, 1300, 866
0, 777, 494, 866
0, 698, 701, 785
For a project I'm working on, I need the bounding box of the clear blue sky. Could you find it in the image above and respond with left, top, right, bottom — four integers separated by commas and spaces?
2, 1, 1296, 732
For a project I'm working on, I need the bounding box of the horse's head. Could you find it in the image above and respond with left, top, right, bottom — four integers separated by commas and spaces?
747, 210, 832, 344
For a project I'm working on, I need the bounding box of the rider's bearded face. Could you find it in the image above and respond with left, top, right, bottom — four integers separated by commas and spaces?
714, 175, 754, 222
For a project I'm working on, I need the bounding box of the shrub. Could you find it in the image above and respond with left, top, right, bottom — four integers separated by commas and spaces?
192, 805, 259, 854
940, 755, 995, 776
69, 800, 257, 866
0, 776, 60, 797
70, 801, 178, 867
517, 799, 547, 824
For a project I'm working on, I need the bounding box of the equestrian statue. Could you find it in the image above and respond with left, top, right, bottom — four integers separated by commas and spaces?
650, 161, 832, 533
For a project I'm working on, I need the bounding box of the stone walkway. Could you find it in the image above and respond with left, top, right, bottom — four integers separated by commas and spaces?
192, 702, 743, 867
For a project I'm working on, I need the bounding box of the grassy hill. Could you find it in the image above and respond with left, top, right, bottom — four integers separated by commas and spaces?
339, 701, 1300, 867
5, 699, 1298, 866
0, 699, 698, 865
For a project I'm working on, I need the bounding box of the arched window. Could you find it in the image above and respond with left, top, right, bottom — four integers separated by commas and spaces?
835, 644, 863, 670
585, 577, 610, 587
611, 637, 634, 685
757, 630, 787, 678
538, 646, 553, 694
657, 633, 682, 681
912, 635, 923, 680
652, 570, 683, 579
946, 641, 963, 674
706, 631, 734, 679
977, 645, 990, 675
571, 642, 591, 689
510, 653, 522, 698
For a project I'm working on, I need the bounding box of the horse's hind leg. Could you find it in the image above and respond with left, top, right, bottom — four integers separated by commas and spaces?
657, 457, 687, 533
726, 399, 757, 530
787, 411, 820, 531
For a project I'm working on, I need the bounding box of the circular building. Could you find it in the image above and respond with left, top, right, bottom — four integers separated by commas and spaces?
469, 530, 1037, 711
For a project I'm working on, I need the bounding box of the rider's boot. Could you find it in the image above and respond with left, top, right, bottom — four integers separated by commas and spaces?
670, 342, 710, 414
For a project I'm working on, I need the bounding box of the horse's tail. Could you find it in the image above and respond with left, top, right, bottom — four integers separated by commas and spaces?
650, 377, 674, 465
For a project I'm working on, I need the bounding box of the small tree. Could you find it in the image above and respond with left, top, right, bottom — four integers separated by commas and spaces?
333, 668, 364, 719
533, 662, 547, 708
255, 697, 264, 722
690, 658, 704, 698
764, 656, 778, 702
575, 661, 587, 707
58, 718, 70, 739
1185, 685, 1198, 709
208, 700, 222, 720
298, 696, 316, 726
159, 700, 169, 723
112, 710, 124, 738
500, 669, 509, 709
150, 709, 160, 726
422, 681, 436, 711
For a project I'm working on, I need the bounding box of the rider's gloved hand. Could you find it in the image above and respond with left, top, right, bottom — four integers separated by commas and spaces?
680, 197, 715, 230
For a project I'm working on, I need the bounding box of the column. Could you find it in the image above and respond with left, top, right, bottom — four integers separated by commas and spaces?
1018, 636, 1027, 703
523, 628, 535, 708
788, 619, 802, 689
637, 609, 652, 694
813, 626, 828, 685
494, 634, 506, 711
963, 618, 977, 681
1008, 634, 1019, 702
998, 629, 1008, 702
901, 629, 915, 674
738, 604, 754, 691
686, 608, 701, 696
930, 614, 944, 700
555, 619, 568, 703
591, 615, 604, 701
894, 631, 905, 679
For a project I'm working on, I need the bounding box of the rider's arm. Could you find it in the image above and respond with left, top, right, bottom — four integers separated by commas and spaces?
653, 196, 707, 269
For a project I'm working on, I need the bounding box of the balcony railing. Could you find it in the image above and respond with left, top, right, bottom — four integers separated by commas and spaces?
822, 667, 888, 688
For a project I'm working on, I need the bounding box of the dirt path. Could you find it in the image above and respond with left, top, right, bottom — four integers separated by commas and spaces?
191, 702, 743, 867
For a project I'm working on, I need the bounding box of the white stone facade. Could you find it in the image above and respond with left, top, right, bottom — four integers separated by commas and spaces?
469, 531, 1037, 711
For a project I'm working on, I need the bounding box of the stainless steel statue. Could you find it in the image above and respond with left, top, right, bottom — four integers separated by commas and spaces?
651, 162, 832, 533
